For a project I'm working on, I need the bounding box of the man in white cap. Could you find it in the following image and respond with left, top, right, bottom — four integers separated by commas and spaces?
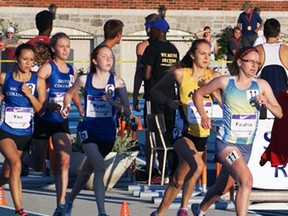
0, 26, 23, 72
237, 1, 263, 47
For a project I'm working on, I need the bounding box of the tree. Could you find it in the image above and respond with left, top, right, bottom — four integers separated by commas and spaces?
216, 26, 233, 60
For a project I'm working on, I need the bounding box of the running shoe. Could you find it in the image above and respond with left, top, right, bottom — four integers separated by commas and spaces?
151, 175, 162, 184
191, 203, 201, 216
150, 210, 158, 216
15, 209, 29, 216
177, 208, 189, 216
65, 201, 73, 216
53, 204, 65, 216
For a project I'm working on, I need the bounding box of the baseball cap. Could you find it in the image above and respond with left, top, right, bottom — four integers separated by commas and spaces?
6, 26, 14, 33
150, 18, 169, 33
242, 2, 252, 11
144, 21, 152, 28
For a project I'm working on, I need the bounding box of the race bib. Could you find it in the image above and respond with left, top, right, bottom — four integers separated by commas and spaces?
49, 92, 65, 107
78, 130, 88, 142
5, 107, 32, 129
105, 84, 115, 97
26, 83, 36, 95
246, 89, 259, 100
69, 75, 74, 87
86, 95, 112, 118
230, 113, 257, 137
187, 101, 212, 124
225, 150, 240, 165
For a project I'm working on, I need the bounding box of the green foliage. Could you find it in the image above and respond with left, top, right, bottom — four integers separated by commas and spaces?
112, 132, 137, 154
216, 26, 233, 60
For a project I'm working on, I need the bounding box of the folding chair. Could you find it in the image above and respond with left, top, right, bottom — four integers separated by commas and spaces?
146, 113, 174, 185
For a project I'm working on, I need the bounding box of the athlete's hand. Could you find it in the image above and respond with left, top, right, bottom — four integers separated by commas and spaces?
102, 91, 114, 105
61, 106, 70, 118
21, 83, 33, 98
0, 94, 4, 102
133, 99, 141, 112
201, 115, 211, 129
255, 95, 267, 107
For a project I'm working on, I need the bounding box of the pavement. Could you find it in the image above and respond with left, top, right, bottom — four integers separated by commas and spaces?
0, 162, 287, 216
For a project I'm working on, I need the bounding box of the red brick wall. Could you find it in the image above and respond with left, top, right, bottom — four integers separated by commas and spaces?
1, 1, 288, 11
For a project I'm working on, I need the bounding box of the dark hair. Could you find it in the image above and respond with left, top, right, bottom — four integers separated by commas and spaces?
203, 26, 211, 37
230, 47, 259, 75
15, 43, 35, 59
104, 19, 124, 40
264, 18, 280, 38
178, 39, 211, 68
145, 13, 160, 23
233, 26, 241, 33
36, 10, 53, 33
89, 45, 112, 73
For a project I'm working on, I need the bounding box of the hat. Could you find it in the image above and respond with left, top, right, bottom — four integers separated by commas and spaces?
242, 2, 252, 11
6, 26, 14, 33
150, 18, 169, 33
144, 21, 152, 28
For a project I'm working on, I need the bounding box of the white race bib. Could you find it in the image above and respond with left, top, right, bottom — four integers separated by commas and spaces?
230, 113, 257, 137
49, 92, 65, 107
5, 107, 32, 129
187, 101, 212, 124
86, 95, 112, 118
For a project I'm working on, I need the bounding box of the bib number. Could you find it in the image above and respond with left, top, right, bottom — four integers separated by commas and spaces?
231, 114, 256, 137
86, 95, 112, 118
79, 130, 88, 142
187, 101, 212, 124
49, 92, 65, 107
5, 107, 32, 129
225, 150, 240, 165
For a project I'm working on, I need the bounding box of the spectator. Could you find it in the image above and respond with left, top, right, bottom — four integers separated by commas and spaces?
27, 10, 54, 72
257, 18, 288, 168
227, 27, 242, 74
132, 13, 160, 180
237, 1, 264, 47
255, 18, 288, 97
196, 26, 218, 70
133, 13, 160, 111
142, 17, 179, 183
252, 7, 266, 47
1, 26, 23, 72
97, 19, 124, 74
27, 10, 53, 46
